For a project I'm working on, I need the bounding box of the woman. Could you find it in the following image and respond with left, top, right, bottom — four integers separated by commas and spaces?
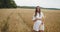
32, 6, 45, 32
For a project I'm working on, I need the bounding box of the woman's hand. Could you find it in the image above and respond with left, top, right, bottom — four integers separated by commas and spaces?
33, 18, 40, 22
33, 18, 42, 22
36, 18, 41, 20
41, 22, 44, 25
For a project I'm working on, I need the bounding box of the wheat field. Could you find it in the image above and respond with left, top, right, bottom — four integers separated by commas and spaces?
0, 8, 60, 32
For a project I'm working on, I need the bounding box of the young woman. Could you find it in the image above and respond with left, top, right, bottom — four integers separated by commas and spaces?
32, 6, 45, 32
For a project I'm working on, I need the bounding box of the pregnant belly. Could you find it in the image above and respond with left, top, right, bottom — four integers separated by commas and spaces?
35, 20, 42, 26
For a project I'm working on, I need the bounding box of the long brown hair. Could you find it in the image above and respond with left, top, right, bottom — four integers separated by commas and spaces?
34, 6, 41, 17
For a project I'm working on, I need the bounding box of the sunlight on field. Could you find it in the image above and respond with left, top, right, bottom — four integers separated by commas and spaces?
0, 8, 60, 32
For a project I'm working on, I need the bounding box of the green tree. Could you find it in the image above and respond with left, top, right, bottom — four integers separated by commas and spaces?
0, 0, 17, 8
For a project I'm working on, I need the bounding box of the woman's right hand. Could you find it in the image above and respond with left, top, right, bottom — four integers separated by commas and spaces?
33, 18, 37, 22
36, 18, 41, 20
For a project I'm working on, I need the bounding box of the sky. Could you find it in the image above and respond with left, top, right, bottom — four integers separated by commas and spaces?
14, 0, 60, 9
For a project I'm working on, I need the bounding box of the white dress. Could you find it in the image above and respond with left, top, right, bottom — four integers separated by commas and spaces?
32, 12, 44, 31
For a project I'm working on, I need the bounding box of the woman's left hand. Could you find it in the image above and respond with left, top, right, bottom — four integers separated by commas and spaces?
41, 22, 44, 25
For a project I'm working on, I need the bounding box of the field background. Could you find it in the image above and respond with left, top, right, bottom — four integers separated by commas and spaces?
0, 8, 60, 32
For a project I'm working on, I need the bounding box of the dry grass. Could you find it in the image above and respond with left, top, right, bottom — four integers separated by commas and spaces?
0, 8, 60, 32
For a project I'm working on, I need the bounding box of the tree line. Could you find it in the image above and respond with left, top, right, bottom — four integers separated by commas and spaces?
0, 0, 17, 8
